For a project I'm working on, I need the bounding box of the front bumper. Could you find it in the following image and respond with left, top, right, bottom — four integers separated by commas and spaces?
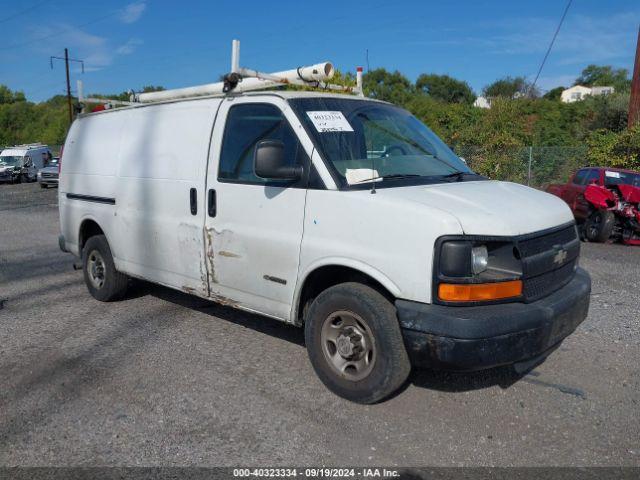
0, 174, 18, 183
39, 178, 59, 185
397, 268, 591, 371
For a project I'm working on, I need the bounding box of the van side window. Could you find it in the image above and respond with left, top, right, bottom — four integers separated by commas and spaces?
219, 103, 305, 184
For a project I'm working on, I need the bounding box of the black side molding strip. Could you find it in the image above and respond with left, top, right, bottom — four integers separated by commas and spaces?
66, 193, 116, 205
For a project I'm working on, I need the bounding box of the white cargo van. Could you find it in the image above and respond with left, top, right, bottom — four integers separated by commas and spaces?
58, 91, 591, 403
0, 144, 51, 183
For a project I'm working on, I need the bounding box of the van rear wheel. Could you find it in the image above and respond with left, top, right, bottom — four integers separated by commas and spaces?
304, 282, 411, 404
82, 235, 128, 301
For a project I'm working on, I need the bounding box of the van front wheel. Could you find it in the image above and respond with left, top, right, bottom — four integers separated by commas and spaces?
82, 235, 128, 301
304, 282, 410, 404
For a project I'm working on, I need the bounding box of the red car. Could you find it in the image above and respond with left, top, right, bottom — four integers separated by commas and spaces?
547, 167, 640, 245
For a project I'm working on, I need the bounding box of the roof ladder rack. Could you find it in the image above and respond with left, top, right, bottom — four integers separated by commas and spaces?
77, 39, 364, 110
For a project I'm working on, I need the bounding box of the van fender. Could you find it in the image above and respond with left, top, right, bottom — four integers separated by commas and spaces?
75, 214, 114, 258
291, 257, 402, 323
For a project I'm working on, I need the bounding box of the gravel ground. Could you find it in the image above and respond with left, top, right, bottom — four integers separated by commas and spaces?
0, 183, 638, 467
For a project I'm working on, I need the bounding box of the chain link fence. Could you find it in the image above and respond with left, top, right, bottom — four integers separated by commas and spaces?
50, 145, 63, 157
454, 146, 589, 189
44, 144, 589, 189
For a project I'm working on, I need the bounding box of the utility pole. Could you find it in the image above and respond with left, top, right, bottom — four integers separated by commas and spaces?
50, 48, 84, 125
629, 26, 640, 128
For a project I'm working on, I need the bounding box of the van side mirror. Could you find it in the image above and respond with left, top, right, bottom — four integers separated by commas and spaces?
254, 140, 302, 180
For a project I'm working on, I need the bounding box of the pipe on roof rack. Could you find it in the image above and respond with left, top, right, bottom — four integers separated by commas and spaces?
136, 61, 335, 103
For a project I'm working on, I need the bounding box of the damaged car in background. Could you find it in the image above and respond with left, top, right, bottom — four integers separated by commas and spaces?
547, 167, 640, 245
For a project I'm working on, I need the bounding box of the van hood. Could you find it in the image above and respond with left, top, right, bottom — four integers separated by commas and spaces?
378, 180, 574, 236
0, 166, 18, 173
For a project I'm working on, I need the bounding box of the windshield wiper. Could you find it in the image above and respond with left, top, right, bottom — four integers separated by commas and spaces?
353, 174, 421, 184
440, 171, 474, 182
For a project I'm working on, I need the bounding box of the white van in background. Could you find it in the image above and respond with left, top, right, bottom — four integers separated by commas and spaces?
58, 91, 591, 403
0, 144, 52, 184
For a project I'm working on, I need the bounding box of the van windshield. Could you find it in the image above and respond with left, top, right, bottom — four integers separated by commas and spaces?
0, 156, 23, 167
288, 98, 479, 189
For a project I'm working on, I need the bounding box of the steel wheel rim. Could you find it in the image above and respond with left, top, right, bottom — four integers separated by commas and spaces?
87, 250, 106, 289
320, 310, 376, 382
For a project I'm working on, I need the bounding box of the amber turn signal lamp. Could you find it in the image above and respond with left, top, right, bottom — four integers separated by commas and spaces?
438, 280, 523, 302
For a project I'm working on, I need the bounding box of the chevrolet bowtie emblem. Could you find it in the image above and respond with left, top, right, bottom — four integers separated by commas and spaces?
553, 248, 568, 265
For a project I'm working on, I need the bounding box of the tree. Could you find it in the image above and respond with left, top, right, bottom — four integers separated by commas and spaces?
363, 68, 413, 105
141, 85, 165, 93
543, 86, 565, 101
587, 126, 640, 170
483, 76, 539, 99
415, 74, 475, 104
575, 65, 630, 92
88, 85, 165, 102
583, 92, 630, 132
0, 85, 26, 104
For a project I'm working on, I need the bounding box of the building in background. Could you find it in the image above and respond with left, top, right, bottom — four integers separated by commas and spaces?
561, 85, 614, 103
473, 96, 491, 108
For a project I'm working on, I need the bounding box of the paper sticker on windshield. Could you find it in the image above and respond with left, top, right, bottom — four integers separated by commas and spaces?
306, 111, 354, 133
345, 168, 381, 185
605, 171, 621, 178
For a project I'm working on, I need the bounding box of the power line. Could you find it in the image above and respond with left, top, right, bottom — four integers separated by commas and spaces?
528, 0, 573, 96
0, 0, 51, 24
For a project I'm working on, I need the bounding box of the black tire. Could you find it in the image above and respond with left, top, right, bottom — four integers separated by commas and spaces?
13, 175, 21, 184
585, 210, 615, 243
40, 183, 48, 189
304, 282, 411, 404
82, 235, 128, 301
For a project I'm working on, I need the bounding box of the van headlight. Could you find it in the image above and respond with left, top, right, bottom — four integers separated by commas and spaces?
471, 245, 488, 274
435, 238, 523, 304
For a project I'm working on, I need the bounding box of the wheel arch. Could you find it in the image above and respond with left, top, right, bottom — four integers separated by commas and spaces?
78, 217, 107, 252
292, 259, 401, 326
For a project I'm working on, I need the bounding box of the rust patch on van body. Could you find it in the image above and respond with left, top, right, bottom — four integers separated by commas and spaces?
209, 293, 239, 308
182, 286, 197, 295
204, 226, 217, 284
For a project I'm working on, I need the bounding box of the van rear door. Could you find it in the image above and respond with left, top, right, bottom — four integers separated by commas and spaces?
203, 97, 311, 320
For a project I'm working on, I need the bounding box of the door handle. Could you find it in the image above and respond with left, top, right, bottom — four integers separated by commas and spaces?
190, 188, 197, 215
208, 189, 216, 217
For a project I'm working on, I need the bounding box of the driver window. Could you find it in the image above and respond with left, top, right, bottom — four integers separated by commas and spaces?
572, 169, 588, 185
585, 169, 600, 184
218, 103, 306, 185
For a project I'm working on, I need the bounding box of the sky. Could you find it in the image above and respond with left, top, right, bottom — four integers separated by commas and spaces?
0, 0, 638, 102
